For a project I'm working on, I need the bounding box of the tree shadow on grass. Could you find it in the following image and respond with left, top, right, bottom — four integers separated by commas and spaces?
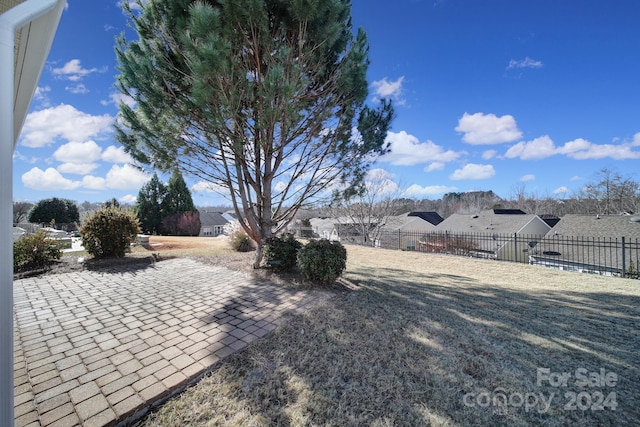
146, 264, 639, 426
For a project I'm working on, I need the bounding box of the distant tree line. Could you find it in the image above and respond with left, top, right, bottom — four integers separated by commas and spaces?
301, 168, 640, 220
14, 168, 639, 235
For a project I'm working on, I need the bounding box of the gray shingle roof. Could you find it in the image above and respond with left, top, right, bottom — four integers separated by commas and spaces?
547, 214, 640, 238
435, 210, 543, 234
198, 210, 228, 227
531, 215, 640, 274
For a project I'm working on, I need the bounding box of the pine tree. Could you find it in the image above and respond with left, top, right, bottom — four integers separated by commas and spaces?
136, 173, 167, 234
116, 0, 394, 266
163, 170, 196, 217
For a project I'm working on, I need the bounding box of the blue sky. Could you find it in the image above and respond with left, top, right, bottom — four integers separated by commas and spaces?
12, 0, 640, 207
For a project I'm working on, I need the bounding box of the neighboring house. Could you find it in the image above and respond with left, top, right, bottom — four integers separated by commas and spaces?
434, 209, 551, 261
198, 210, 229, 237
377, 212, 444, 250
530, 214, 640, 275
308, 217, 336, 240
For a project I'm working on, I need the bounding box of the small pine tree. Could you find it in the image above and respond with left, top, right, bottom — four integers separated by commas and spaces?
136, 173, 166, 234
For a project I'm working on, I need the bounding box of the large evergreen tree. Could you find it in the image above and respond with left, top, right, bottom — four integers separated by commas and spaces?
136, 173, 167, 234
27, 198, 79, 226
115, 0, 394, 267
163, 170, 196, 217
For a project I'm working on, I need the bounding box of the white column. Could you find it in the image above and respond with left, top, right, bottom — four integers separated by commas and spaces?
0, 2, 64, 424
0, 18, 15, 426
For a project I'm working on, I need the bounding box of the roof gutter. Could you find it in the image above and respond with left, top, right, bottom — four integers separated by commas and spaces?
0, 1, 64, 424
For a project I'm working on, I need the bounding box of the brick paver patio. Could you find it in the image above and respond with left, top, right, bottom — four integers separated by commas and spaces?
13, 258, 327, 426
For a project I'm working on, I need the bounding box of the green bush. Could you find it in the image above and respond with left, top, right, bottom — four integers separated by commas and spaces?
264, 233, 302, 271
230, 229, 254, 252
297, 239, 347, 284
13, 230, 62, 272
80, 207, 140, 258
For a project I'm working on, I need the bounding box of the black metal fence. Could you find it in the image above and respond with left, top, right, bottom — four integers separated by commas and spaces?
342, 230, 640, 279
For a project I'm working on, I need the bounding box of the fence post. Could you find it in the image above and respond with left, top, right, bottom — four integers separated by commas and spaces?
398, 229, 401, 250
445, 231, 449, 254
621, 236, 626, 278
514, 232, 518, 263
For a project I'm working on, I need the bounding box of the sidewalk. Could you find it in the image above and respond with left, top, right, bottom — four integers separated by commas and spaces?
13, 258, 327, 426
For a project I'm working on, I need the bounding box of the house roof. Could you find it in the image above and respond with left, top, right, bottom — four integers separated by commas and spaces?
435, 209, 548, 235
407, 211, 444, 226
546, 214, 640, 239
381, 212, 440, 231
198, 210, 229, 227
531, 215, 640, 272
539, 214, 561, 228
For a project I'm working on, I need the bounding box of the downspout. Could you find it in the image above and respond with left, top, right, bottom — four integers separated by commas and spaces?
0, 1, 64, 424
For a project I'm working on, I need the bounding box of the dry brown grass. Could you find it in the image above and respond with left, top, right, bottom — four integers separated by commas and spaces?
136, 244, 639, 426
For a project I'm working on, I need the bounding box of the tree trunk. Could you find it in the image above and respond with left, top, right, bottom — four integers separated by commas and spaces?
253, 243, 263, 269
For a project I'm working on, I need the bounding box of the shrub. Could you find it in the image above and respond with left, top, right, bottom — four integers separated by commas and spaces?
230, 229, 254, 252
297, 239, 347, 284
80, 207, 140, 258
13, 230, 62, 272
264, 233, 302, 271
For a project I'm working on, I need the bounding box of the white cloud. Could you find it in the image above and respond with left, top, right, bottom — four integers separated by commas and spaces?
118, 0, 146, 11
101, 91, 136, 108
482, 150, 497, 160
274, 181, 288, 193
455, 112, 522, 145
380, 130, 462, 166
20, 104, 113, 148
507, 57, 543, 70
365, 169, 400, 194
101, 145, 133, 163
192, 180, 227, 194
57, 162, 99, 175
34, 86, 51, 107
520, 174, 535, 182
365, 168, 393, 180
505, 135, 640, 160
65, 83, 89, 94
505, 135, 556, 160
553, 186, 569, 195
424, 162, 445, 172
450, 163, 496, 180
22, 167, 81, 190
570, 175, 582, 181
404, 184, 457, 197
81, 175, 106, 190
120, 194, 137, 203
52, 59, 100, 81
561, 138, 640, 160
53, 140, 102, 163
371, 76, 404, 100
104, 164, 150, 190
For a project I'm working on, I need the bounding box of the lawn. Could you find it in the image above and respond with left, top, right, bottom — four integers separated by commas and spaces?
135, 242, 639, 426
